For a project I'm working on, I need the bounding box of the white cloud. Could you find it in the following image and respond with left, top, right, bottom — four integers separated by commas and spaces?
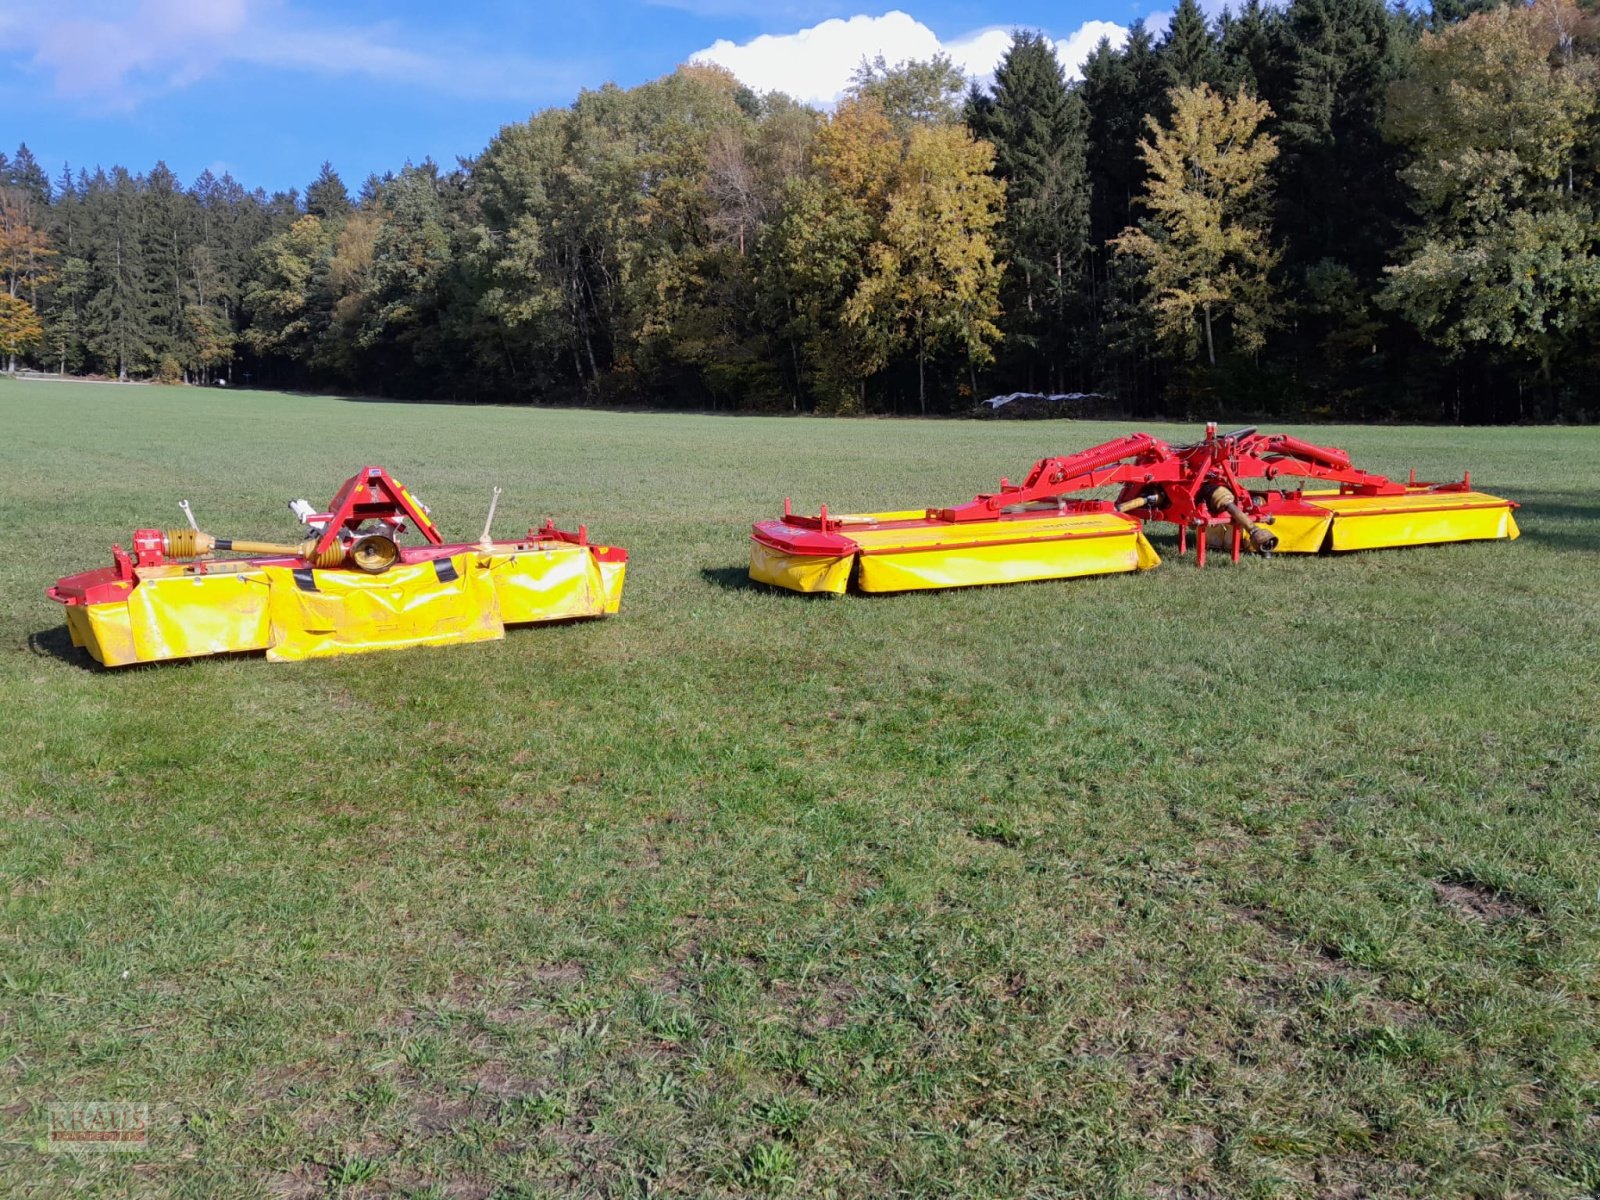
6, 0, 581, 109
691, 10, 1130, 109
1053, 20, 1132, 72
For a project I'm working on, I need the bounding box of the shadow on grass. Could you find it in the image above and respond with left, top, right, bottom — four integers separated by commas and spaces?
26, 623, 259, 673
1520, 529, 1600, 553
701, 565, 855, 598
25, 624, 85, 666
700, 566, 766, 593
1507, 489, 1600, 553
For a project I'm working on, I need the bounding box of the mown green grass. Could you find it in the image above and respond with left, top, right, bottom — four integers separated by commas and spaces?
1, 378, 1597, 1199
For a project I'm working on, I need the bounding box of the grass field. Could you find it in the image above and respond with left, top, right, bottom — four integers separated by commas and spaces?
2, 378, 1597, 1199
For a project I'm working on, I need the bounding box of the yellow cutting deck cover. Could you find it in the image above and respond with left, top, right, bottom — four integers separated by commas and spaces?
67, 569, 272, 666
263, 553, 502, 662
1271, 490, 1519, 554
490, 548, 626, 622
755, 509, 1160, 595
749, 540, 854, 594
855, 512, 1159, 592
66, 543, 622, 667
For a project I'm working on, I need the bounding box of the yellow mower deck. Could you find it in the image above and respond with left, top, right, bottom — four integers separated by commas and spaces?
63, 543, 626, 668
1267, 489, 1520, 554
750, 508, 1161, 595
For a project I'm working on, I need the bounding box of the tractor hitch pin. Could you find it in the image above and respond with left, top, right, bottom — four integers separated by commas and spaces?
480, 486, 503, 545
178, 499, 200, 532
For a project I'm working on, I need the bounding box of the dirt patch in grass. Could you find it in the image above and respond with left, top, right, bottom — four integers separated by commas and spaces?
526, 961, 586, 986
262, 1165, 326, 1198
409, 1093, 481, 1133
466, 1061, 551, 1099
1433, 879, 1529, 921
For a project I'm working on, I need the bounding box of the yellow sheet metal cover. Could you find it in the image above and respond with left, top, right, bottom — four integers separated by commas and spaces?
262, 552, 502, 662
127, 570, 272, 662
488, 545, 618, 623
842, 508, 1139, 552
1301, 490, 1519, 552
749, 540, 854, 594
847, 509, 1159, 593
1261, 512, 1333, 555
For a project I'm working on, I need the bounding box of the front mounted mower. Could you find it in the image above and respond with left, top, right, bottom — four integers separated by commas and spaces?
48, 466, 627, 666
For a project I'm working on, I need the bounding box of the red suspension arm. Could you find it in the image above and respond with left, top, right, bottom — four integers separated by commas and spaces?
935, 433, 1180, 521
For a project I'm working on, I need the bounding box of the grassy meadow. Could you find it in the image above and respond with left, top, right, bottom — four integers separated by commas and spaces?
1, 378, 1597, 1199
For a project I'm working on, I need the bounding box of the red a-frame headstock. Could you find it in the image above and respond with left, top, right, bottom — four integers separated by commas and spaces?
305, 467, 445, 555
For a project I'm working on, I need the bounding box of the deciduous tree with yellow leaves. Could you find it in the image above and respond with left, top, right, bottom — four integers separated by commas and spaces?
770, 91, 1005, 413
0, 293, 44, 371
1112, 83, 1280, 366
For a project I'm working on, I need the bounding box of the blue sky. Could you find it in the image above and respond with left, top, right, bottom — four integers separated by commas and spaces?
1, 1, 1171, 196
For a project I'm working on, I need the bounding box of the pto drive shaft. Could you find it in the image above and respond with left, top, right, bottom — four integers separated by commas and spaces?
1207, 486, 1278, 553
158, 528, 398, 572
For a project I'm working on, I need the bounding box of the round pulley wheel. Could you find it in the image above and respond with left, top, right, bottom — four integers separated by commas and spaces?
349, 534, 400, 574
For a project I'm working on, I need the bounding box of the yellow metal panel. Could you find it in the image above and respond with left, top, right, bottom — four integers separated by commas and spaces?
1135, 530, 1162, 570
71, 603, 137, 668
856, 525, 1154, 593
262, 553, 503, 662
1266, 512, 1334, 554
487, 546, 612, 624
1306, 492, 1519, 551
125, 571, 272, 663
598, 560, 627, 614
843, 509, 1138, 554
749, 540, 853, 594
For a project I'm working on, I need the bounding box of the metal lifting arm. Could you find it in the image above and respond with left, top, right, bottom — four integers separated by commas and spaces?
934, 433, 1178, 521
1232, 433, 1405, 494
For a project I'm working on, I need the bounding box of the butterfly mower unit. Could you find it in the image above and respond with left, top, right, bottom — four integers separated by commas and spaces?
750, 423, 1519, 594
48, 467, 626, 667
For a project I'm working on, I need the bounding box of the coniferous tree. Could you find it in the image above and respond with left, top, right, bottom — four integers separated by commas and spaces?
306, 162, 353, 220
83, 169, 154, 380
1161, 0, 1223, 89
982, 31, 1092, 389
6, 144, 50, 205
962, 82, 996, 142
141, 162, 192, 375
1084, 23, 1169, 247
1276, 0, 1414, 276
1219, 0, 1289, 96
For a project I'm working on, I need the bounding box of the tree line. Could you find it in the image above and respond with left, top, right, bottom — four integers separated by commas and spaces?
1, 0, 1596, 422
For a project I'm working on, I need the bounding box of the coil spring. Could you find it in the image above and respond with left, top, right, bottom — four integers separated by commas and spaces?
164, 528, 203, 558
309, 544, 346, 568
